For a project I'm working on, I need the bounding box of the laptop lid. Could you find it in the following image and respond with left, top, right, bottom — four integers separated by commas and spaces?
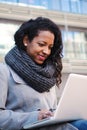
54, 73, 87, 121
23, 73, 87, 129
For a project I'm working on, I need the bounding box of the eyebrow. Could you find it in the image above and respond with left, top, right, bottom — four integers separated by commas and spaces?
39, 41, 54, 46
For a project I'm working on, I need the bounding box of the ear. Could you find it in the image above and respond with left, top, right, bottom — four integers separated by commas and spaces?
23, 35, 29, 46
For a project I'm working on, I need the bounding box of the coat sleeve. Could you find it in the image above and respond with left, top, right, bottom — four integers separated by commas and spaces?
0, 63, 39, 130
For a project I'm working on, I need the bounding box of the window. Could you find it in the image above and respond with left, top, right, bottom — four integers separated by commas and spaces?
0, 20, 19, 62
61, 0, 70, 12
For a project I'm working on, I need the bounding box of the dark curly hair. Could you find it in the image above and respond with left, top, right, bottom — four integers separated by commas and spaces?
14, 17, 63, 86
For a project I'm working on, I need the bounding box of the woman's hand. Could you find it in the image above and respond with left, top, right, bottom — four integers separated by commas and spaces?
38, 109, 54, 120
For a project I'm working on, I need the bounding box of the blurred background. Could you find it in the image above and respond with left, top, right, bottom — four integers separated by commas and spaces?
0, 0, 87, 96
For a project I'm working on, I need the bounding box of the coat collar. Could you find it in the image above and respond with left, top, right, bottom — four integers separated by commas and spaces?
8, 66, 26, 84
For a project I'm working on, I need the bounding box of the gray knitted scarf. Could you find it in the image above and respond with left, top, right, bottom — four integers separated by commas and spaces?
5, 46, 56, 93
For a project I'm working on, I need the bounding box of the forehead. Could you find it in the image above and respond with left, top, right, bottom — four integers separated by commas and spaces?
33, 30, 54, 42
37, 30, 54, 36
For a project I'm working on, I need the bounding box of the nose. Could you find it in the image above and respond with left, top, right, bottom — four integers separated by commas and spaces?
43, 47, 51, 55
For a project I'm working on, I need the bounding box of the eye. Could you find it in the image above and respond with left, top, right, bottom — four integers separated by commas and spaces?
49, 45, 53, 50
38, 42, 45, 47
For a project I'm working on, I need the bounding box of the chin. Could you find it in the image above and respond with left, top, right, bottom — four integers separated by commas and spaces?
35, 61, 44, 65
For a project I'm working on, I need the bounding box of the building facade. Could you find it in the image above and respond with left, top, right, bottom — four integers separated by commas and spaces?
0, 0, 87, 95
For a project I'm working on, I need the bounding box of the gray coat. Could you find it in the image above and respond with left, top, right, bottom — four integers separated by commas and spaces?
0, 63, 78, 130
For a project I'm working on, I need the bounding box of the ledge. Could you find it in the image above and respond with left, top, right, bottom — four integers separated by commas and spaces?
0, 3, 87, 28
62, 59, 87, 74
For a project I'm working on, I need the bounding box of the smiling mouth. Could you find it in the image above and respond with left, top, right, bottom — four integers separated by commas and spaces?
38, 55, 47, 61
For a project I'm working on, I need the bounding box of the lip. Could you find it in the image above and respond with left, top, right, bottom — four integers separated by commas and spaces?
38, 55, 46, 61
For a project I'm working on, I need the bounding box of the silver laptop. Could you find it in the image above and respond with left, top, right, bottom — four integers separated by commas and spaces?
23, 73, 87, 129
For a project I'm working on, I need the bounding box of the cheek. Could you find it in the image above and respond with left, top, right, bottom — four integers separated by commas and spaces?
26, 44, 38, 56
30, 44, 41, 53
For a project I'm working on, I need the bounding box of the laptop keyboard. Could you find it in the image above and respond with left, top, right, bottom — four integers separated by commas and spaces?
33, 117, 51, 124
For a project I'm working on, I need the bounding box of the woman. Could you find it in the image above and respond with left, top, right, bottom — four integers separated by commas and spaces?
0, 17, 87, 130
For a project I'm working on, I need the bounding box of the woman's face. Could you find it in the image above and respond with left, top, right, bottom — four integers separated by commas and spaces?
23, 31, 54, 64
